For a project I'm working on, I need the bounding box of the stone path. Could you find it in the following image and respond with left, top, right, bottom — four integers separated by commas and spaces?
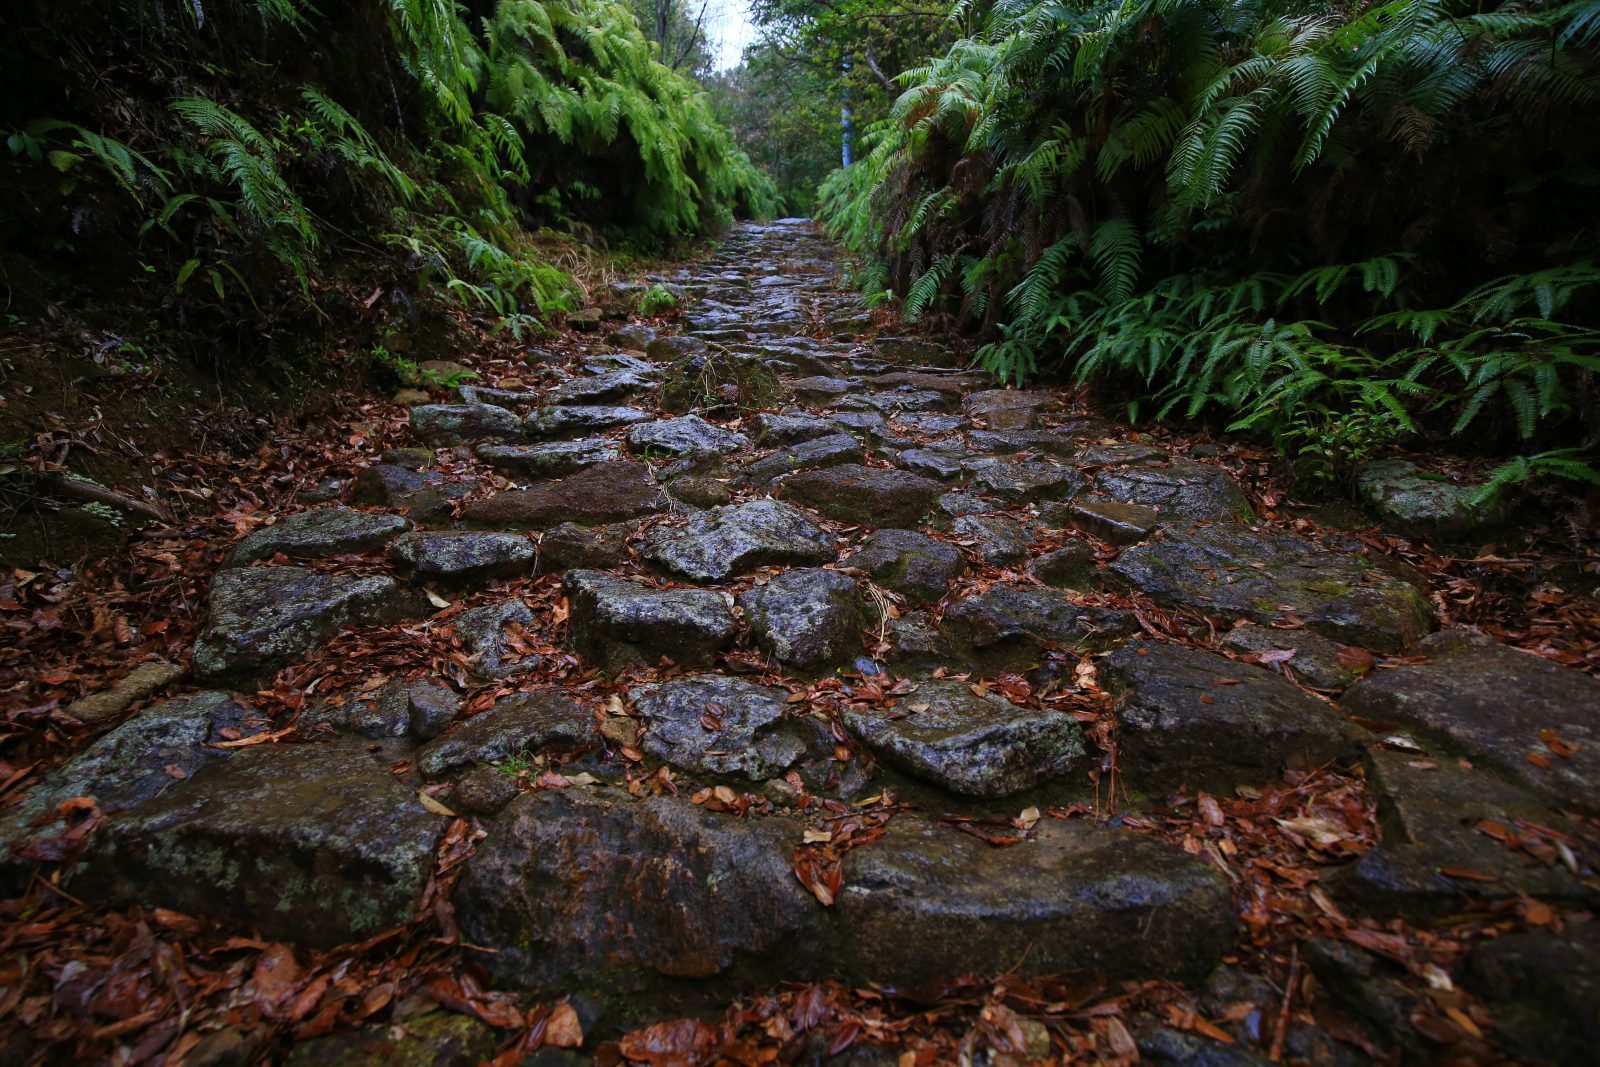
6, 220, 1599, 1060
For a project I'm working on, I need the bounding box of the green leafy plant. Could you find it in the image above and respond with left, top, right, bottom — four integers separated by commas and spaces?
637, 284, 679, 316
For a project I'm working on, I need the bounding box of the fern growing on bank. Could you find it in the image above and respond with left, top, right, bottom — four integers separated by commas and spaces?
820, 0, 1600, 486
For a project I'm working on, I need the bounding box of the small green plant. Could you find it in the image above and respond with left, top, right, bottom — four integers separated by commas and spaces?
637, 284, 678, 316
659, 351, 783, 414
495, 748, 541, 777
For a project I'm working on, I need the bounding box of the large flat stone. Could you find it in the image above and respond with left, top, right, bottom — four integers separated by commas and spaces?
739, 568, 867, 673
565, 570, 736, 669
631, 675, 831, 783
418, 689, 591, 778
387, 531, 535, 585
1091, 460, 1253, 521
1101, 639, 1366, 792
230, 508, 410, 565
72, 742, 443, 946
409, 403, 521, 444
193, 567, 426, 682
463, 460, 665, 529
626, 415, 750, 457
523, 405, 652, 439
1339, 630, 1600, 811
844, 678, 1085, 798
456, 790, 818, 992
644, 498, 835, 581
837, 814, 1235, 985
1109, 523, 1433, 652
781, 464, 943, 527
846, 529, 966, 603
474, 438, 620, 478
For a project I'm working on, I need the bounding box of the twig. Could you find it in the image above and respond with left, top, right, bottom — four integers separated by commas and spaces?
1270, 944, 1299, 1062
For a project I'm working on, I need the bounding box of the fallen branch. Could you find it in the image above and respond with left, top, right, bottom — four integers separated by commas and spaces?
40, 473, 171, 523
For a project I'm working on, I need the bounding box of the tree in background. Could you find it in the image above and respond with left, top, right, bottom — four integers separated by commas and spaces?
629, 0, 718, 78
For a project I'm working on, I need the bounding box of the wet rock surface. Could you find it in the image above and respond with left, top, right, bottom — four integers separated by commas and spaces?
13, 219, 1600, 1064
73, 741, 443, 946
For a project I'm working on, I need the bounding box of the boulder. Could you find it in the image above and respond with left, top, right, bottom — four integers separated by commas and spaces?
1055, 500, 1164, 545
418, 689, 591, 777
752, 411, 837, 446
1339, 630, 1600, 811
846, 529, 966, 604
789, 375, 853, 403
1101, 639, 1364, 792
193, 567, 426, 683
844, 678, 1085, 797
894, 447, 965, 481
1356, 459, 1501, 537
387, 531, 535, 585
781, 464, 943, 527
739, 568, 867, 673
312, 677, 456, 740
474, 439, 620, 478
463, 461, 664, 529
836, 814, 1235, 985
72, 742, 443, 947
538, 522, 633, 571
456, 790, 818, 991
631, 675, 831, 783
409, 403, 521, 444
565, 570, 737, 669
627, 415, 751, 457
230, 508, 410, 565
1109, 523, 1433, 652
1029, 542, 1097, 589
644, 499, 835, 581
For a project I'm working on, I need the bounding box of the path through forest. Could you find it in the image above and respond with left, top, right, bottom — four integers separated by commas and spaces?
4, 220, 1598, 1065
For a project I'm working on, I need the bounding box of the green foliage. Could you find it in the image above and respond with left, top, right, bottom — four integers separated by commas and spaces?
820, 0, 1600, 473
2, 0, 774, 350
637, 283, 678, 315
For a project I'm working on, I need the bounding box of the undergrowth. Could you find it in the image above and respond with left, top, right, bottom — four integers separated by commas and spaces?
819, 0, 1600, 491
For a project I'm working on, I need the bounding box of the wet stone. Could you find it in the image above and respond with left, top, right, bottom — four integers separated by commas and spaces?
463, 460, 665, 529
627, 415, 750, 457
952, 513, 1032, 565
1109, 523, 1434, 652
968, 457, 1083, 502
449, 767, 524, 817
752, 411, 836, 446
849, 388, 949, 414
380, 447, 433, 470
230, 507, 410, 565
664, 474, 733, 508
608, 324, 657, 350
193, 567, 426, 683
1324, 748, 1592, 918
836, 815, 1235, 986
474, 439, 620, 478
1092, 460, 1253, 522
72, 741, 443, 947
1029, 542, 1097, 589
313, 678, 416, 739
942, 585, 1136, 670
1339, 629, 1600, 812
0, 692, 254, 884
584, 352, 657, 376
454, 599, 541, 679
565, 570, 737, 669
549, 369, 653, 404
409, 403, 521, 445
846, 529, 966, 604
845, 678, 1084, 798
1078, 441, 1170, 466
782, 464, 943, 528
1461, 924, 1600, 1067
1356, 459, 1501, 537
387, 530, 534, 585
1220, 623, 1361, 690
789, 376, 853, 403
457, 385, 538, 410
282, 1012, 498, 1067
829, 411, 890, 440
645, 334, 708, 361
538, 522, 633, 572
741, 433, 863, 484
963, 389, 1059, 429
524, 405, 652, 439
739, 568, 867, 673
894, 413, 967, 435
967, 428, 1076, 457
1101, 639, 1364, 793
644, 499, 835, 582
1055, 500, 1164, 545
418, 689, 591, 778
456, 789, 817, 992
631, 675, 830, 782
894, 446, 966, 481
